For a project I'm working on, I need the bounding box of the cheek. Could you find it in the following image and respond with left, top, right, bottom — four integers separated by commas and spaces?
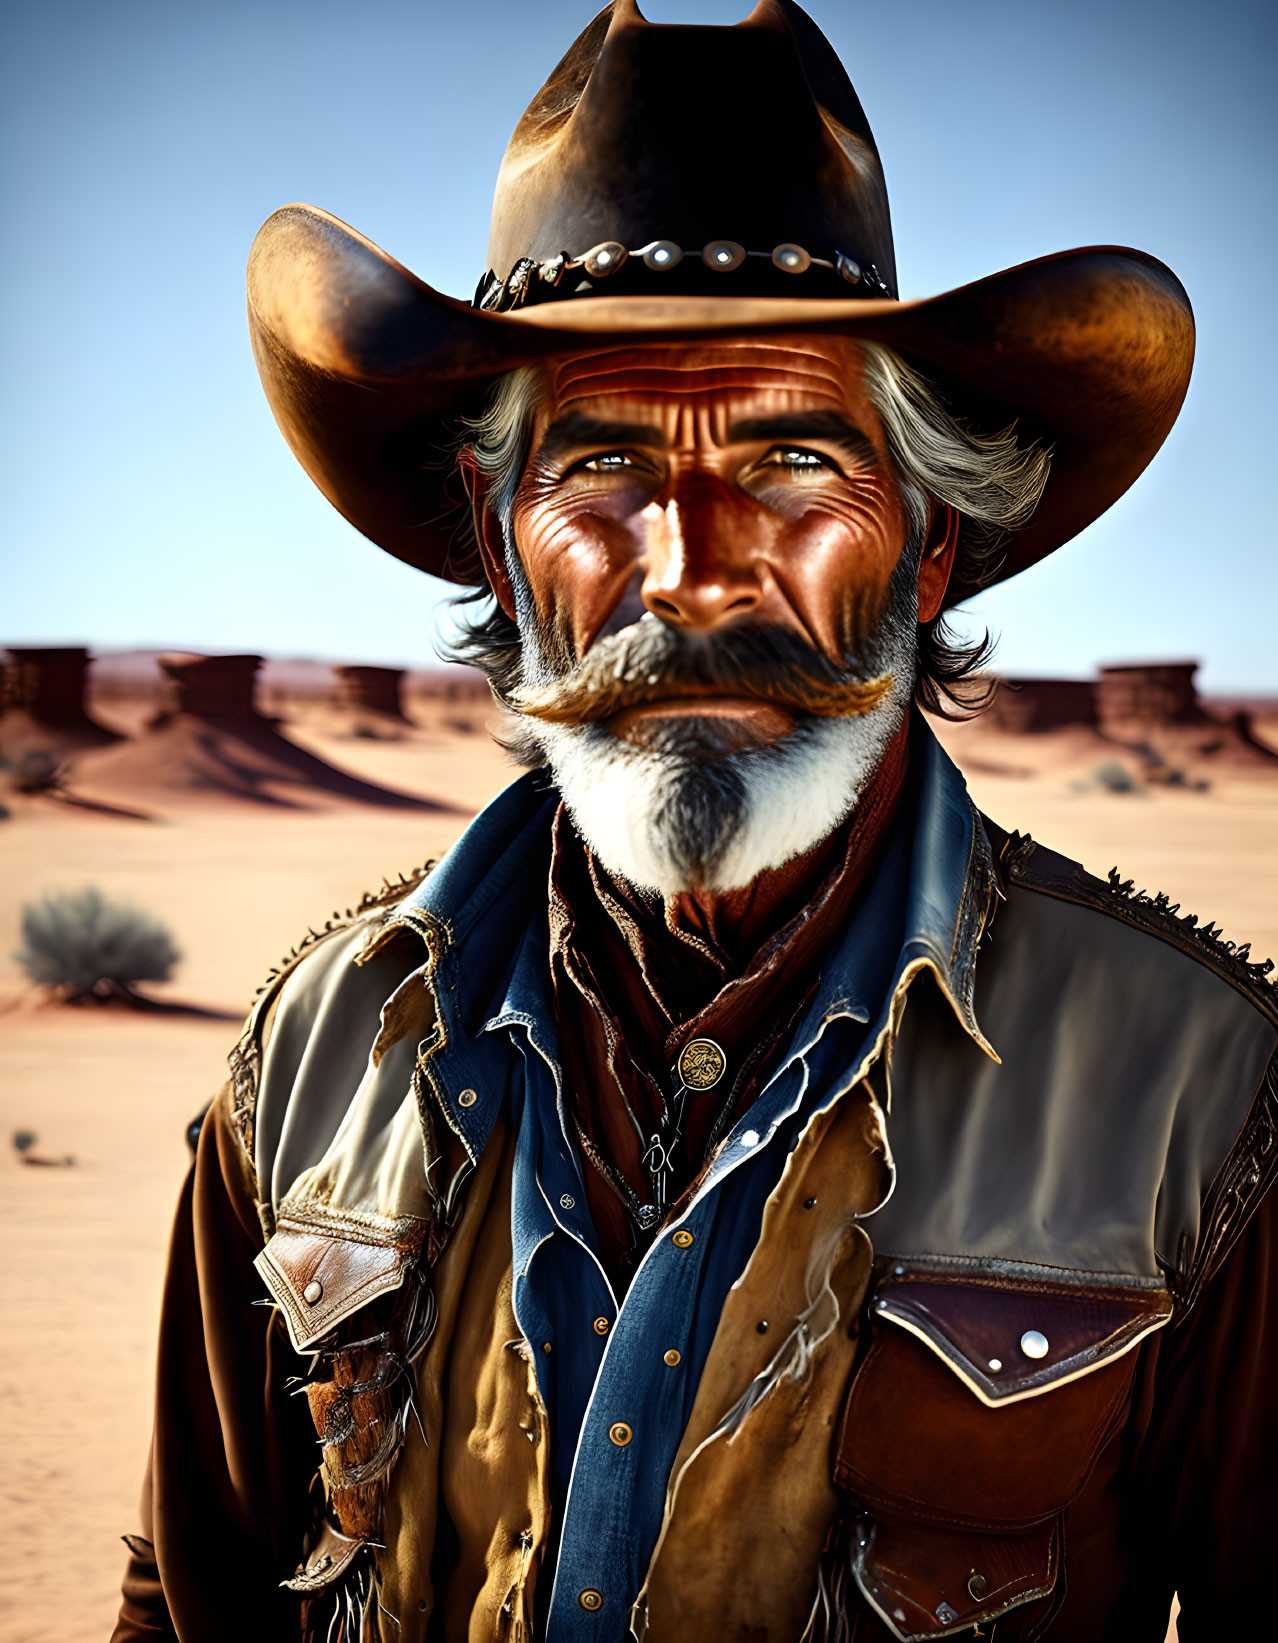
766, 482, 908, 643
512, 492, 647, 654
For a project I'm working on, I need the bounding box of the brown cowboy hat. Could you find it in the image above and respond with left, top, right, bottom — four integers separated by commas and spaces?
247, 0, 1193, 607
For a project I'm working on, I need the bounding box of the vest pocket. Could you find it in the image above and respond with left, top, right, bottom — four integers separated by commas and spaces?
832, 1261, 1172, 1639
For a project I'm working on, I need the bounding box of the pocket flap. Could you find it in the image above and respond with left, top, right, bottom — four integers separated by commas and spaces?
850, 1514, 1058, 1641
254, 1203, 418, 1351
872, 1261, 1172, 1404
836, 1263, 1172, 1532
283, 1519, 366, 1592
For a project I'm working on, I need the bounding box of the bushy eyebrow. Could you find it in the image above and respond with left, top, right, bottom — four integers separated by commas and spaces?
534, 408, 880, 467
536, 414, 666, 462
726, 412, 880, 465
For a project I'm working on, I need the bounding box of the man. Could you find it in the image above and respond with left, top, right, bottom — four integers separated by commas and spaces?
115, 3, 1276, 1639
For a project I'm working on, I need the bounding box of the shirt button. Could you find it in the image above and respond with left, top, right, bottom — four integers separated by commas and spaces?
303, 1280, 323, 1305
672, 1229, 694, 1249
458, 1088, 478, 1108
1020, 1330, 1050, 1360
608, 1422, 633, 1447
663, 1349, 681, 1367
593, 1316, 611, 1336
560, 1193, 575, 1210
579, 1589, 603, 1611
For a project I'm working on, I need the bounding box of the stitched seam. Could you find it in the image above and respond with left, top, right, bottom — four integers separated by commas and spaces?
879, 1254, 1169, 1292
1177, 1045, 1278, 1313
274, 1202, 424, 1246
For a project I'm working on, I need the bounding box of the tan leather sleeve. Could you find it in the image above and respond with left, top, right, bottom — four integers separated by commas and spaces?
111, 1084, 317, 1642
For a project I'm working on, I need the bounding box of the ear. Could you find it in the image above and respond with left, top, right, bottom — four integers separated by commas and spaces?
458, 449, 518, 621
915, 504, 959, 623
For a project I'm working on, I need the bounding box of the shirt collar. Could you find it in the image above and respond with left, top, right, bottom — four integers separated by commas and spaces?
366, 719, 997, 1160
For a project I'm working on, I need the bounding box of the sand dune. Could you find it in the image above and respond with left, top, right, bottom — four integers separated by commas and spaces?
69, 709, 457, 813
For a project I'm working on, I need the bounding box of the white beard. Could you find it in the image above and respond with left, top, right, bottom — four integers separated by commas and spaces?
516, 616, 916, 897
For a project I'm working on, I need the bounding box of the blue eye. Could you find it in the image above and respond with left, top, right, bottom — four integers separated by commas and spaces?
768, 447, 827, 469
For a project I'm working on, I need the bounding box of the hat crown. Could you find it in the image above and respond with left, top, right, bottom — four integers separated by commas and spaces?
485, 0, 896, 302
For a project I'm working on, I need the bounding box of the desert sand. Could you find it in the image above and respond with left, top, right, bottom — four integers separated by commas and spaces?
2, 697, 1275, 1641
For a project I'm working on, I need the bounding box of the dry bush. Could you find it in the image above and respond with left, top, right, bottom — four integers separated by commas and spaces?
15, 887, 180, 1001
4, 750, 65, 794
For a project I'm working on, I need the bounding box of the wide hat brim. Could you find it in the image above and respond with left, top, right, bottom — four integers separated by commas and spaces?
247, 203, 1194, 606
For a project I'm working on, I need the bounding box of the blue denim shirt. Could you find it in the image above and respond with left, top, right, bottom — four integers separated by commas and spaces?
385, 724, 989, 1639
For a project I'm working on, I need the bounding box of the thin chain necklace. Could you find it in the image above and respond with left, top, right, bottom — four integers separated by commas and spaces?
640, 1036, 729, 1223
574, 1035, 732, 1237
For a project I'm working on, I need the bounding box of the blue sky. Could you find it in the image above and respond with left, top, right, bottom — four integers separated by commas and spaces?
3, 0, 1276, 690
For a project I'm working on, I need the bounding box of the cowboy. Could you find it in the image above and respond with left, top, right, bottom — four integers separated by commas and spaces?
114, 3, 1276, 1639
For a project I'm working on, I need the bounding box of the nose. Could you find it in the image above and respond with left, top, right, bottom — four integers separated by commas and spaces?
639, 478, 764, 630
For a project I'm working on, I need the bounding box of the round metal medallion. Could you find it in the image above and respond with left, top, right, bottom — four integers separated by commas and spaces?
702, 239, 746, 272
643, 239, 683, 270
582, 240, 628, 277
676, 1037, 727, 1091
771, 242, 811, 273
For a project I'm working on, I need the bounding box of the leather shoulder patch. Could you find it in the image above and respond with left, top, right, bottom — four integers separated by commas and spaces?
993, 827, 1278, 1030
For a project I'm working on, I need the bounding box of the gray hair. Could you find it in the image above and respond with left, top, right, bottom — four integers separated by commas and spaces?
462, 365, 545, 523
449, 344, 1052, 714
857, 343, 1050, 583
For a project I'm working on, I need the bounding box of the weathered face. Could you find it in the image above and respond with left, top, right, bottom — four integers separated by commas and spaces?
469, 334, 954, 894
483, 335, 949, 744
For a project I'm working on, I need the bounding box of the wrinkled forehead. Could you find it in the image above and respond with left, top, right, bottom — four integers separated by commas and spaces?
539, 333, 874, 427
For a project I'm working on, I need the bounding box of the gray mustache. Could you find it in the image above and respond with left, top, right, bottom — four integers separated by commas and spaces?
500, 618, 893, 727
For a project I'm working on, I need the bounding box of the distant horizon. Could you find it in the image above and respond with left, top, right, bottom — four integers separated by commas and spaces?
6, 637, 1277, 700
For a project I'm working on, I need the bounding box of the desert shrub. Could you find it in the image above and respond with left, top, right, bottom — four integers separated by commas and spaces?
1091, 761, 1141, 794
15, 887, 180, 1000
6, 750, 65, 794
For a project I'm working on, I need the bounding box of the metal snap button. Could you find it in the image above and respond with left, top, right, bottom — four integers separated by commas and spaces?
671, 1229, 695, 1249
579, 1589, 603, 1611
608, 1422, 633, 1447
303, 1280, 323, 1305
458, 1088, 478, 1108
740, 1129, 760, 1148
1020, 1329, 1050, 1360
988, 1358, 1003, 1372
663, 1349, 681, 1366
560, 1193, 575, 1210
593, 1316, 610, 1337
967, 1570, 988, 1600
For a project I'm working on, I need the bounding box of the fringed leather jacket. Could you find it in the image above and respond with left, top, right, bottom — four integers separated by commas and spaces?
113, 730, 1278, 1643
